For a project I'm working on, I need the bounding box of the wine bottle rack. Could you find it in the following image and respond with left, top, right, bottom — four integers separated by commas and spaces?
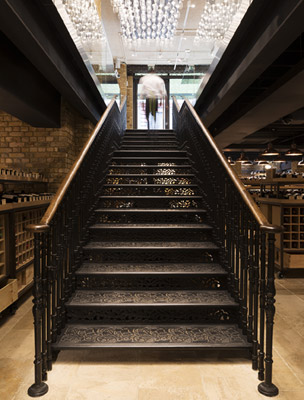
283, 206, 304, 249
15, 208, 45, 294
0, 215, 6, 279
15, 209, 44, 270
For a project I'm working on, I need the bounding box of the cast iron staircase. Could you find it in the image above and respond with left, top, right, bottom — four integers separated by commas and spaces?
53, 130, 250, 350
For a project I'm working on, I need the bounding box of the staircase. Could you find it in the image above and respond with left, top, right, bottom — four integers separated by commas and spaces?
53, 130, 250, 351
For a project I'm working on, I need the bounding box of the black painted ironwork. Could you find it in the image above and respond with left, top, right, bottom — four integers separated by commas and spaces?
173, 97, 282, 397
26, 98, 126, 397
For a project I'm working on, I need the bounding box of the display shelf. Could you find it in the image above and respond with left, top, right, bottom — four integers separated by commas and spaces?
0, 199, 51, 213
0, 279, 18, 313
0, 215, 6, 278
15, 208, 45, 271
255, 197, 304, 274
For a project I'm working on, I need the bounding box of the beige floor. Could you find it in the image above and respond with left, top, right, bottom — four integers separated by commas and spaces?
1, 278, 304, 400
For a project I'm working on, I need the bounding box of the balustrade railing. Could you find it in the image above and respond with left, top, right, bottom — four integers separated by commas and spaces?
27, 97, 126, 397
173, 97, 281, 397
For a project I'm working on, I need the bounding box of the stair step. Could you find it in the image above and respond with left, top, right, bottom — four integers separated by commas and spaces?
67, 290, 236, 306
102, 184, 199, 197
99, 196, 203, 211
84, 241, 219, 250
111, 157, 190, 165
76, 262, 226, 275
94, 208, 206, 223
108, 165, 193, 169
89, 223, 212, 230
53, 324, 250, 349
75, 263, 227, 290
106, 174, 195, 178
95, 209, 206, 213
114, 150, 187, 156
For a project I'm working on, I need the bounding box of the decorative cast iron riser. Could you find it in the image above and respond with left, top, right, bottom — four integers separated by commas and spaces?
110, 159, 190, 165
102, 187, 197, 196
89, 230, 211, 242
66, 306, 239, 324
96, 213, 205, 224
99, 198, 202, 209
76, 275, 227, 291
113, 151, 187, 158
108, 168, 193, 175
105, 177, 195, 184
83, 250, 218, 263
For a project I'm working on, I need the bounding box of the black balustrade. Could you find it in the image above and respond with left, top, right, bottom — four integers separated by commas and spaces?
173, 97, 281, 397
27, 98, 126, 397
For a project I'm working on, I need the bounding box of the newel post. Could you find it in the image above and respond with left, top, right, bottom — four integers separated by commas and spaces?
258, 231, 279, 397
27, 225, 49, 397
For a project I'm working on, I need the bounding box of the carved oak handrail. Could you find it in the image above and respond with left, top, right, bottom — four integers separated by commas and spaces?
27, 97, 117, 232
183, 98, 282, 234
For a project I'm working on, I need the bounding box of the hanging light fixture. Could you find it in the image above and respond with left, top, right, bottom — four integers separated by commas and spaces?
227, 156, 236, 165
261, 143, 280, 157
285, 142, 303, 157
273, 153, 285, 163
195, 0, 242, 42
236, 152, 252, 165
111, 0, 183, 45
61, 0, 105, 44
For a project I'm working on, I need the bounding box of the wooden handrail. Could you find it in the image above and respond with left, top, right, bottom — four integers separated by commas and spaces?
120, 95, 127, 112
28, 97, 118, 232
172, 96, 180, 112
180, 98, 282, 233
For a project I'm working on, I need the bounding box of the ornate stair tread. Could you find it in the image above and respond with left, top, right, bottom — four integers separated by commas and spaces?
76, 262, 227, 275
83, 241, 219, 250
53, 324, 250, 349
103, 184, 198, 188
100, 196, 202, 199
105, 174, 196, 178
108, 165, 193, 168
67, 290, 237, 306
89, 223, 212, 230
94, 209, 206, 213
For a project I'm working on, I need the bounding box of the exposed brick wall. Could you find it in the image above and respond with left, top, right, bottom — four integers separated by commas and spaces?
0, 100, 94, 192
116, 63, 133, 129
127, 75, 134, 129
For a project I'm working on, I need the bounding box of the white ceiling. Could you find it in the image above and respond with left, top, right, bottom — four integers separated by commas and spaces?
99, 0, 246, 67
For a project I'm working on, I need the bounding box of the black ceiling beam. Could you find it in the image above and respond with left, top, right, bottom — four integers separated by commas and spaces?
0, 0, 106, 125
0, 32, 60, 127
214, 61, 304, 148
195, 0, 304, 129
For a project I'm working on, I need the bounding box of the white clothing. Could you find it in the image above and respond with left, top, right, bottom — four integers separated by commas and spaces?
139, 74, 167, 99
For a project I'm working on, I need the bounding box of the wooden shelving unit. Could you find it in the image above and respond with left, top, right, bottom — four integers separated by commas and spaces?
282, 206, 304, 250
0, 215, 6, 281
0, 200, 50, 313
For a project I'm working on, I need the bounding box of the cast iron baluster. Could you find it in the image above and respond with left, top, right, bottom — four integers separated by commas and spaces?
238, 206, 245, 328
242, 205, 249, 334
45, 231, 53, 372
40, 234, 47, 381
50, 223, 58, 344
28, 232, 48, 397
234, 193, 240, 302
229, 186, 236, 295
258, 233, 279, 396
252, 225, 260, 370
226, 181, 233, 292
247, 217, 254, 343
258, 231, 266, 381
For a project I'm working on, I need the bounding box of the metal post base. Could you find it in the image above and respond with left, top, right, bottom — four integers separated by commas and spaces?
28, 382, 49, 397
258, 382, 279, 397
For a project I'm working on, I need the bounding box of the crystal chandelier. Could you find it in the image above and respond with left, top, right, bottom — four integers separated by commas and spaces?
111, 0, 183, 44
195, 0, 241, 42
61, 0, 105, 43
